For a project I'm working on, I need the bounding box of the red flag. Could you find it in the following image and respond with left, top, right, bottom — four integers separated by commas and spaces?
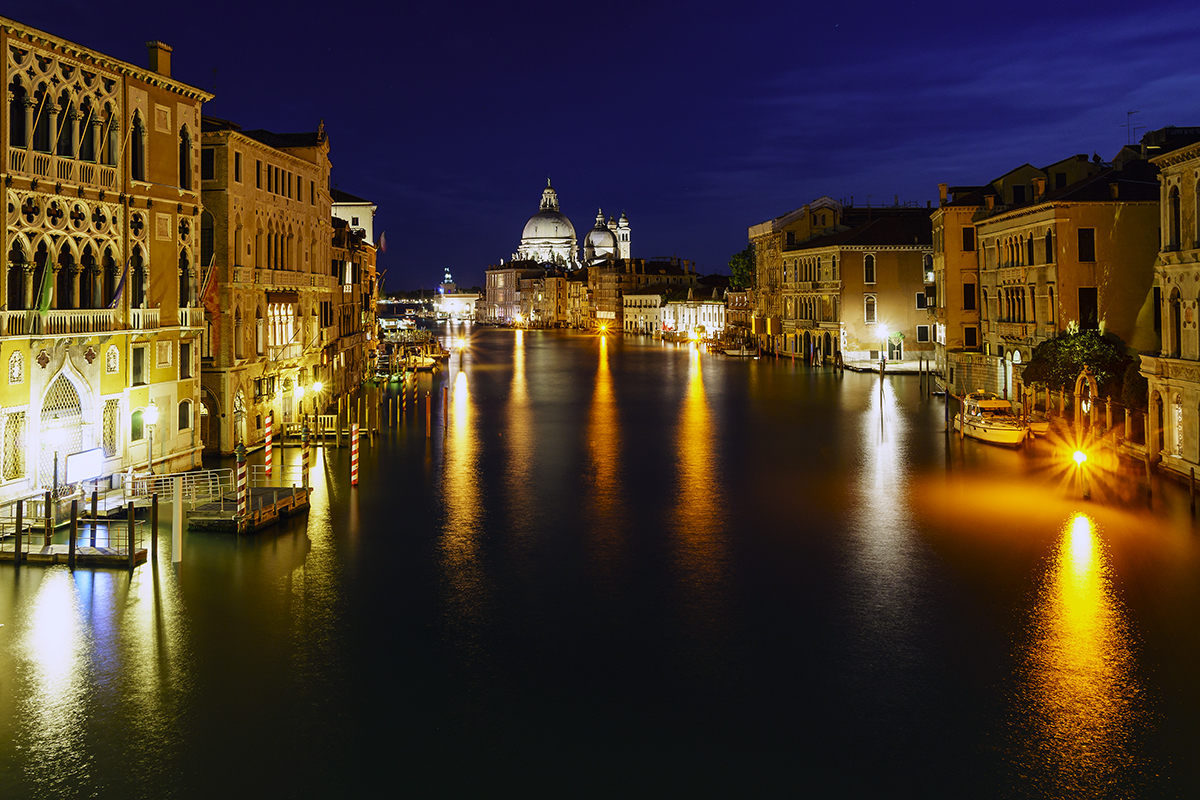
378, 231, 387, 253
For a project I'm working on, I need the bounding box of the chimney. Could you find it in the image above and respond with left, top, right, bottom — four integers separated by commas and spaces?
1034, 177, 1046, 201
1109, 182, 1119, 199
146, 41, 173, 77
985, 195, 995, 211
937, 183, 949, 206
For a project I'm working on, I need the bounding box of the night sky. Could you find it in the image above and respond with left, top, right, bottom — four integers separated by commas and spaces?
11, 2, 1200, 289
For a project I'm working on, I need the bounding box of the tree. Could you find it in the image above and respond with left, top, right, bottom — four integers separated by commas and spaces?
1121, 361, 1149, 411
728, 244, 755, 290
1020, 329, 1131, 397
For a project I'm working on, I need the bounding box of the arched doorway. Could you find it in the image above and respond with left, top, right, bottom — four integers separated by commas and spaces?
40, 373, 84, 495
201, 386, 220, 453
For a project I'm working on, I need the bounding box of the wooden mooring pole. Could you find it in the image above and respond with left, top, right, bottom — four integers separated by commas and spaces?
127, 501, 136, 571
151, 493, 159, 559
68, 499, 77, 569
14, 499, 22, 567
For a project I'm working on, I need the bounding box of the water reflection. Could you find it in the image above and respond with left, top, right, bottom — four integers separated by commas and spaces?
1011, 513, 1144, 793
439, 370, 491, 657
20, 569, 87, 767
672, 346, 728, 661
586, 336, 622, 522
505, 330, 535, 534
852, 378, 918, 622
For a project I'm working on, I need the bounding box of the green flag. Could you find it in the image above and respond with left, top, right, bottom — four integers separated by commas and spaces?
36, 264, 54, 313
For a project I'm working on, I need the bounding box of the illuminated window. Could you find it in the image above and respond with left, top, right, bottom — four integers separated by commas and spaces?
864, 295, 877, 323
864, 255, 876, 284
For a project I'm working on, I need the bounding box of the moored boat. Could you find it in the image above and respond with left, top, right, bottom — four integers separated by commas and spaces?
953, 389, 1028, 446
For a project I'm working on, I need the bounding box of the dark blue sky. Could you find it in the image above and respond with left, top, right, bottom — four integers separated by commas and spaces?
14, 2, 1200, 289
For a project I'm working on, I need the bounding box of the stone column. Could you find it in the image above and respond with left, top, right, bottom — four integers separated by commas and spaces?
23, 98, 35, 150
23, 266, 35, 310
70, 112, 81, 158
70, 265, 82, 309
47, 106, 59, 155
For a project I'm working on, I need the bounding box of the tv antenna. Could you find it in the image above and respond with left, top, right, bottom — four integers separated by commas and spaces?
1121, 110, 1145, 145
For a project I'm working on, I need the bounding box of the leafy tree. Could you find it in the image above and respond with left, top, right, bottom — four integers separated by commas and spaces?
728, 244, 755, 290
1020, 329, 1131, 397
1121, 361, 1149, 411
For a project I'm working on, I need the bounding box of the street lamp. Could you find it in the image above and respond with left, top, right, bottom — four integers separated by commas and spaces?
1074, 449, 1090, 500
145, 400, 159, 475
49, 414, 63, 497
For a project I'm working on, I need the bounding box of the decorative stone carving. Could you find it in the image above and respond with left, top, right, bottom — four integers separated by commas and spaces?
36, 349, 50, 369
84, 346, 97, 364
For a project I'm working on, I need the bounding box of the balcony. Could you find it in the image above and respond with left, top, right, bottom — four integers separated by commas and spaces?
2, 308, 116, 336
178, 307, 202, 328
269, 343, 302, 361
998, 321, 1033, 340
8, 147, 118, 190
130, 308, 160, 331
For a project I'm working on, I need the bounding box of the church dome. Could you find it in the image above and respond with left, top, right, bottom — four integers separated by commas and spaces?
522, 210, 576, 241
585, 221, 616, 250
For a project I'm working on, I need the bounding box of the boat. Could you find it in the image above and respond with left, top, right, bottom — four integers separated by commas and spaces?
953, 389, 1028, 446
722, 345, 756, 357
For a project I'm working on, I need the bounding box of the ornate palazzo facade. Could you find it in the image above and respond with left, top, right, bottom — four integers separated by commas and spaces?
1, 18, 210, 504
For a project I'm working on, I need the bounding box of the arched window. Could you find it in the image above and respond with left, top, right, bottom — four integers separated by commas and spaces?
981, 289, 988, 321
1169, 186, 1182, 251
104, 106, 119, 167
56, 93, 73, 158
8, 240, 26, 311
105, 345, 119, 374
178, 399, 192, 431
864, 295, 877, 324
131, 408, 145, 442
78, 99, 95, 162
1170, 288, 1183, 358
8, 79, 27, 148
179, 250, 191, 307
1026, 237, 1034, 266
234, 308, 244, 359
255, 307, 264, 355
130, 111, 146, 182
1047, 286, 1055, 326
864, 254, 876, 284
1044, 229, 1053, 264
31, 88, 50, 152
179, 125, 191, 190
131, 246, 146, 308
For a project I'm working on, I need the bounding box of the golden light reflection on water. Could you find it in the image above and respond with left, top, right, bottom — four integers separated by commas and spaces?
1013, 512, 1142, 792
505, 329, 534, 533
439, 369, 492, 652
672, 347, 728, 641
586, 336, 622, 520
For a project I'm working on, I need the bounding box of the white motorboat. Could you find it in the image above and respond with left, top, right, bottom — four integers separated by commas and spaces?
953, 389, 1028, 446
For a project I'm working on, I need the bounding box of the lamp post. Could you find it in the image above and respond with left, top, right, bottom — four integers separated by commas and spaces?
49, 414, 63, 497
145, 400, 159, 475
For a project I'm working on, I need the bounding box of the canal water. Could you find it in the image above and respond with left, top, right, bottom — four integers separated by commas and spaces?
3, 327, 1200, 798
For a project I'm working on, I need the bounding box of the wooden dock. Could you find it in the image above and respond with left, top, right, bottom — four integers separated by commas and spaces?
0, 543, 147, 566
188, 485, 312, 534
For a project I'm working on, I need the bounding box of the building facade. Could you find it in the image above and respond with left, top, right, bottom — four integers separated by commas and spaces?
2, 22, 211, 501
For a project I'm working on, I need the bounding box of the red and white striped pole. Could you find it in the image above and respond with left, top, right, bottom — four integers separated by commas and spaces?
236, 442, 247, 519
350, 422, 359, 486
265, 411, 273, 479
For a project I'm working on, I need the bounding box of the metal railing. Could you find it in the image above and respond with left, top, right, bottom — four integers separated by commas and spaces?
0, 493, 145, 558
249, 462, 304, 488
129, 468, 234, 504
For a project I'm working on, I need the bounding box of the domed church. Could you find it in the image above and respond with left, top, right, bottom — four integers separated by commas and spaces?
512, 179, 630, 267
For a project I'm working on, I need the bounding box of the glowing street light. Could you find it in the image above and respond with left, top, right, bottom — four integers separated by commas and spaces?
1074, 449, 1090, 500
145, 400, 160, 475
